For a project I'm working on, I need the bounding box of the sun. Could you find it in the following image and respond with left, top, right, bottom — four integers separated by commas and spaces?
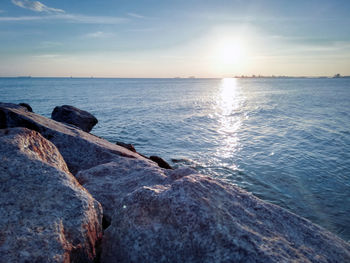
219, 42, 245, 64
212, 38, 248, 73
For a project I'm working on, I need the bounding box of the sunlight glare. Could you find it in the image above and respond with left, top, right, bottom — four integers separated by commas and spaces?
220, 42, 245, 64
215, 38, 247, 69
214, 78, 245, 159
220, 78, 240, 116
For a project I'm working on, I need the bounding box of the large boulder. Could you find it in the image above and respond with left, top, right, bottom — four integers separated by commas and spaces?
100, 173, 350, 263
0, 103, 149, 174
76, 158, 350, 262
0, 127, 103, 262
76, 159, 168, 224
51, 105, 98, 132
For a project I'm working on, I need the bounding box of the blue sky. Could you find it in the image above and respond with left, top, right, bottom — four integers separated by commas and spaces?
0, 0, 350, 77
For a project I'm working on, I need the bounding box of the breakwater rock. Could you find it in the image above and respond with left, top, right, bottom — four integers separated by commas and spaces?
51, 105, 98, 133
0, 102, 149, 175
101, 173, 350, 263
0, 102, 349, 262
0, 127, 103, 262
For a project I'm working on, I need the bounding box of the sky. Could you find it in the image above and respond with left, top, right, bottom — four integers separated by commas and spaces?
0, 0, 350, 77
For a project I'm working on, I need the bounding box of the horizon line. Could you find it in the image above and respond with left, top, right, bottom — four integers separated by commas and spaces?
0, 75, 349, 79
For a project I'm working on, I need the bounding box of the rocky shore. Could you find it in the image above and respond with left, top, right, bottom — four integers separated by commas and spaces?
0, 102, 349, 263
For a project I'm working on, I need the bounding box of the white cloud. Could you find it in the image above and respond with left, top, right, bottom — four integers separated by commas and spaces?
11, 0, 64, 13
127, 13, 145, 19
57, 14, 127, 24
33, 54, 61, 59
39, 41, 62, 47
0, 16, 43, 21
0, 14, 128, 24
85, 31, 113, 38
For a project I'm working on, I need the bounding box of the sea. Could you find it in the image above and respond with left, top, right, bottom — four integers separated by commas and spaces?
1, 77, 349, 241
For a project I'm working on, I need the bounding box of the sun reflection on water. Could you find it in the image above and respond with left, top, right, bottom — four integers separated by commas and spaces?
215, 78, 245, 161
220, 78, 241, 116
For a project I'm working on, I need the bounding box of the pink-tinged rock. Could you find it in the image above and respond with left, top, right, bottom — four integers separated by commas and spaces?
0, 128, 103, 263
0, 103, 149, 174
100, 174, 350, 263
51, 105, 98, 132
76, 159, 169, 224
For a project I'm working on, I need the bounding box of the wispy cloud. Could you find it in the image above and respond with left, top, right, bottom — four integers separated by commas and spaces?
11, 0, 64, 13
127, 13, 145, 19
39, 41, 62, 47
3, 1, 128, 24
59, 14, 127, 24
126, 27, 160, 33
0, 10, 5, 14
0, 14, 128, 24
33, 54, 61, 59
85, 31, 113, 38
0, 16, 43, 21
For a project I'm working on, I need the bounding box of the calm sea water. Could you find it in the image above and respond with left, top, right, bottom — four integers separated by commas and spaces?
1, 77, 349, 241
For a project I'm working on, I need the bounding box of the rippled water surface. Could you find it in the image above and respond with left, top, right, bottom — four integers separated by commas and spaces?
1, 77, 349, 241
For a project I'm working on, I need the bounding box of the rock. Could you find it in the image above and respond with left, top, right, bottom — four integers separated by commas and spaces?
76, 159, 168, 224
0, 103, 149, 174
51, 105, 98, 132
2, 102, 349, 262
166, 166, 197, 180
116, 141, 136, 152
0, 103, 28, 117
18, 103, 33, 112
101, 174, 350, 263
0, 127, 103, 262
150, 155, 173, 169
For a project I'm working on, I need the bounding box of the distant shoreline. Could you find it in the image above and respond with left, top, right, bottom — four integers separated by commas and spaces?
0, 76, 350, 79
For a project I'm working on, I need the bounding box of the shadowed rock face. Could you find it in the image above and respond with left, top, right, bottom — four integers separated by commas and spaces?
0, 103, 149, 174
100, 174, 350, 263
51, 105, 98, 132
149, 155, 173, 169
18, 103, 33, 112
0, 128, 103, 263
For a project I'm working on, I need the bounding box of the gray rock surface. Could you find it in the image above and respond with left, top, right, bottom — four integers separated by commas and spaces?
0, 103, 149, 174
76, 157, 350, 262
76, 159, 168, 224
0, 127, 103, 263
2, 102, 350, 263
51, 105, 98, 132
100, 173, 350, 263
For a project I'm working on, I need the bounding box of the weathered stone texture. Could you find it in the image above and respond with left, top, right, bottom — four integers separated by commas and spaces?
0, 103, 149, 174
0, 128, 103, 263
100, 174, 350, 263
